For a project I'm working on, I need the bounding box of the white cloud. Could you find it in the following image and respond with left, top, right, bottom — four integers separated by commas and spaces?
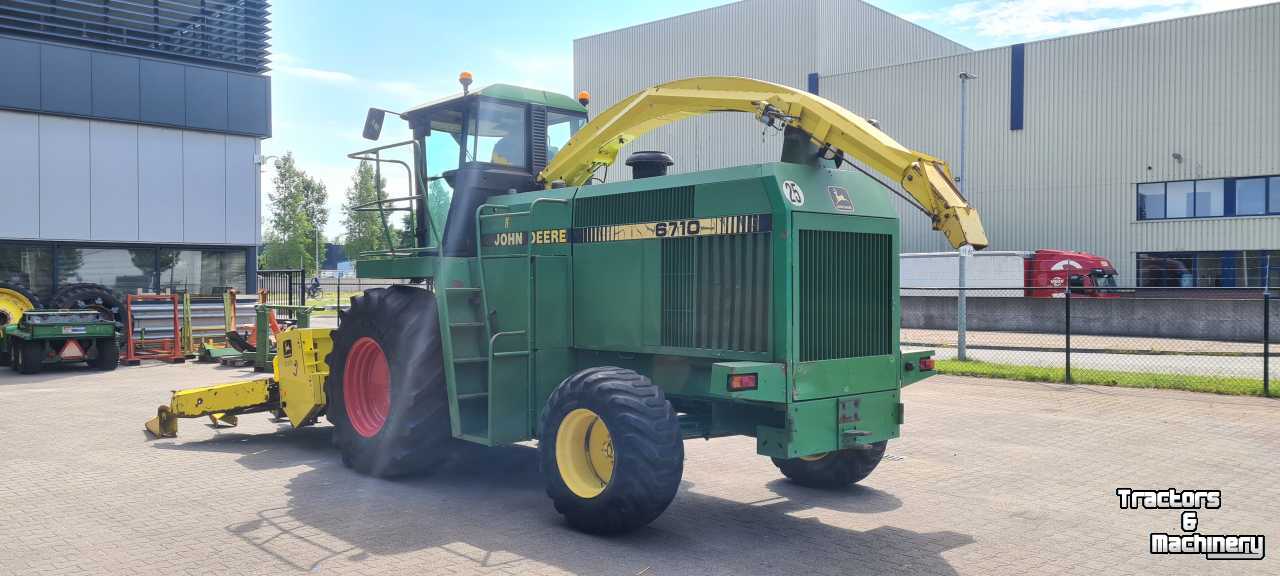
909, 0, 1273, 41
272, 64, 358, 84
491, 48, 575, 94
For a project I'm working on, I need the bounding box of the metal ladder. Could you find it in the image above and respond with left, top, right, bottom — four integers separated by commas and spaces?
443, 198, 567, 444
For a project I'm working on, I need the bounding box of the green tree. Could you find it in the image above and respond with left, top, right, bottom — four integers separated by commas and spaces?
392, 178, 451, 249
341, 161, 390, 258
260, 153, 328, 275
426, 178, 453, 246
397, 212, 415, 249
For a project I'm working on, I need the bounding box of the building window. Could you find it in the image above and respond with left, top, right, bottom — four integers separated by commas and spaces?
0, 242, 248, 300
159, 249, 248, 294
1137, 183, 1165, 219
56, 247, 157, 295
1194, 179, 1224, 217
1236, 178, 1267, 215
1272, 177, 1280, 215
1137, 250, 1280, 288
1137, 175, 1280, 220
0, 245, 55, 301
1166, 181, 1194, 218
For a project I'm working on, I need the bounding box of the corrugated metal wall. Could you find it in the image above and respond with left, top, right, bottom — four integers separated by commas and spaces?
573, 0, 969, 178
576, 1, 1280, 282
822, 3, 1280, 278
0, 110, 261, 245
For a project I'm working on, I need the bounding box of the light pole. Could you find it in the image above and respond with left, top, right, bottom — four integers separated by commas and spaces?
957, 72, 978, 361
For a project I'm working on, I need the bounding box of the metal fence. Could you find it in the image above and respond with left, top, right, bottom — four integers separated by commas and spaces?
254, 270, 413, 326
901, 287, 1275, 397
257, 269, 307, 307
327, 276, 416, 326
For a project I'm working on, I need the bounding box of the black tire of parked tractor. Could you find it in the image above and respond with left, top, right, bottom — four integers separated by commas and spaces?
324, 285, 455, 477
48, 283, 122, 321
92, 337, 119, 371
18, 339, 44, 375
539, 366, 684, 535
772, 442, 889, 488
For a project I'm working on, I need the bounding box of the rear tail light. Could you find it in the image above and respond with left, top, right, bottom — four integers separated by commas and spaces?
919, 357, 935, 371
727, 373, 758, 392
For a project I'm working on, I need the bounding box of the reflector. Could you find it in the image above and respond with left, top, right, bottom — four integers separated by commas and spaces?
728, 373, 758, 391
59, 340, 85, 361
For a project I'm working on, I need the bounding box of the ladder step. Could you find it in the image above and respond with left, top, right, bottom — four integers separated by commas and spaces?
457, 392, 489, 401
493, 350, 530, 358
453, 356, 489, 364
445, 287, 481, 294
449, 322, 485, 328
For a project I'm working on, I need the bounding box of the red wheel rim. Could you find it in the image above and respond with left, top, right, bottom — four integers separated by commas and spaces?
344, 336, 390, 438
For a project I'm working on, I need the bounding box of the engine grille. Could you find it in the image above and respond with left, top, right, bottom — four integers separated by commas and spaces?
661, 233, 771, 353
573, 186, 693, 227
798, 230, 893, 362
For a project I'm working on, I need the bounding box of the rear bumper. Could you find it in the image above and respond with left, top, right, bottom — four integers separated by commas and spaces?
755, 388, 902, 459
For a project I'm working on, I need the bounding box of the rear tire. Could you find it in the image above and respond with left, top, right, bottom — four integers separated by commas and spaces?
324, 286, 454, 477
539, 366, 683, 534
18, 340, 44, 375
92, 337, 119, 371
772, 442, 888, 488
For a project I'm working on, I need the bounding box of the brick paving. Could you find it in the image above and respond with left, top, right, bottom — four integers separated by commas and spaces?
0, 361, 1276, 575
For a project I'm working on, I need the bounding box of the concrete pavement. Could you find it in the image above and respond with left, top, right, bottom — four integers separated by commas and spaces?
1, 361, 1276, 575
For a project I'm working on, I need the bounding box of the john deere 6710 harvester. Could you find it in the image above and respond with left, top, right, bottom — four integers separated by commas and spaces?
146, 75, 986, 534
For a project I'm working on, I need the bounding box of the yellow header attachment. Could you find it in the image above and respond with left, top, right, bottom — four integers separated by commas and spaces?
538, 76, 988, 249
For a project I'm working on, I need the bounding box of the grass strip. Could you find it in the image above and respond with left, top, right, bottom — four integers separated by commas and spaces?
935, 359, 1269, 397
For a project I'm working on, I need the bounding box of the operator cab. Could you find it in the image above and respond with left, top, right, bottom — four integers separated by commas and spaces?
361, 74, 587, 256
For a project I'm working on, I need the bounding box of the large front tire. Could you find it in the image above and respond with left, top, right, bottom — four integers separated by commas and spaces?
324, 286, 454, 477
539, 367, 683, 534
772, 442, 888, 488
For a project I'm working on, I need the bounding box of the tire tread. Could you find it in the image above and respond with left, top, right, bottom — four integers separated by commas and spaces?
540, 366, 683, 534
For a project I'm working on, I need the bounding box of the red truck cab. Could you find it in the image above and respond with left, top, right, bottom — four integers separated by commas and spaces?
1024, 249, 1119, 298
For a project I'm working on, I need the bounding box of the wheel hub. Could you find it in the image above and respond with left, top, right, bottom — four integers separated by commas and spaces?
343, 336, 390, 438
0, 288, 35, 327
557, 408, 614, 498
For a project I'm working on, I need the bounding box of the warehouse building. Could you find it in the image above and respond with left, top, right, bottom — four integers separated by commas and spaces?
576, 0, 1280, 287
0, 0, 270, 302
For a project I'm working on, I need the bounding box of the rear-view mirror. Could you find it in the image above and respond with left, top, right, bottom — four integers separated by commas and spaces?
362, 108, 385, 141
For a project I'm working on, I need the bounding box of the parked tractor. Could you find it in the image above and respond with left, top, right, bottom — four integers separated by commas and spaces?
146, 75, 986, 534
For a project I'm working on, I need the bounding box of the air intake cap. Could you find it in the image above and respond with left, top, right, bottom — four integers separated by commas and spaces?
625, 150, 674, 179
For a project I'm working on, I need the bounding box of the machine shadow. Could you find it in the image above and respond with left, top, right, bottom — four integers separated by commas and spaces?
151, 424, 337, 470
216, 441, 970, 575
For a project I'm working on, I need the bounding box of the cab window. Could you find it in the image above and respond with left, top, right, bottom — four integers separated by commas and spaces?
468, 100, 527, 167
546, 110, 586, 160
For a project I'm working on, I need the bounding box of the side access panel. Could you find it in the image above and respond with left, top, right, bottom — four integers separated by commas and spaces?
530, 255, 574, 437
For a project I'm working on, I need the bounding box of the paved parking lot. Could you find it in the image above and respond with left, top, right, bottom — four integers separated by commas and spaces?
1, 361, 1275, 575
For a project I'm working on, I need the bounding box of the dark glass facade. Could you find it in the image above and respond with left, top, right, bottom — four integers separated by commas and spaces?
0, 0, 269, 73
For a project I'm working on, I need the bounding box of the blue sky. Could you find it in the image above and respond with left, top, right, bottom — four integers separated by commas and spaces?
263, 0, 1267, 238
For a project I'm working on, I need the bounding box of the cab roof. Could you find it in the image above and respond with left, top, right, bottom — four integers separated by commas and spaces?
402, 83, 587, 116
